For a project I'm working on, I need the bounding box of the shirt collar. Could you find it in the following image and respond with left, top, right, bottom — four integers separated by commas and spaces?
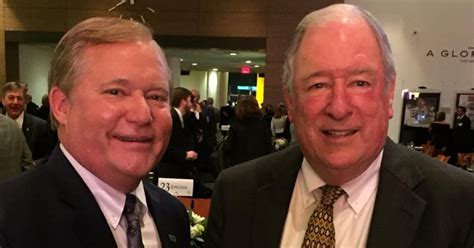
174, 107, 184, 128
60, 144, 149, 229
8, 111, 24, 128
300, 150, 382, 214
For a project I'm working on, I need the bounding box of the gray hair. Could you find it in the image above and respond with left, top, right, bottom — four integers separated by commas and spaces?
48, 17, 171, 127
282, 4, 396, 93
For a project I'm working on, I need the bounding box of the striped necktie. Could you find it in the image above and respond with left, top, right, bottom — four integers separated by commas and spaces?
124, 194, 144, 248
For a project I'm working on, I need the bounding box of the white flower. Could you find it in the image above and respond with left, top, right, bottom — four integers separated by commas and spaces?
192, 212, 205, 223
190, 223, 204, 238
188, 209, 207, 247
274, 138, 288, 150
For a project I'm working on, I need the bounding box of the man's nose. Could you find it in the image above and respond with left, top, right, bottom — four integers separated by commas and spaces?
126, 95, 153, 125
324, 84, 353, 120
12, 98, 21, 105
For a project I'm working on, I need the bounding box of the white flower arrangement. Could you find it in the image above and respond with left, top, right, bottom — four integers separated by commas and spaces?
188, 210, 207, 247
274, 137, 289, 151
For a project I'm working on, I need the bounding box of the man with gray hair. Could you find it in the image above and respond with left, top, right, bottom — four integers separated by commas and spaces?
0, 17, 189, 247
206, 4, 474, 248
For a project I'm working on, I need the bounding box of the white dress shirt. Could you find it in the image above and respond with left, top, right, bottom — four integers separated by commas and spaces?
61, 144, 161, 248
271, 115, 288, 136
280, 150, 383, 248
8, 111, 24, 128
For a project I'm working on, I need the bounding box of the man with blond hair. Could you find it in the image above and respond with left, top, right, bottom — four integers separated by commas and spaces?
206, 4, 474, 248
0, 17, 189, 247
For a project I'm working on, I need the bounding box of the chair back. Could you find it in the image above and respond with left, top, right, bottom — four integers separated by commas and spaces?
436, 154, 450, 163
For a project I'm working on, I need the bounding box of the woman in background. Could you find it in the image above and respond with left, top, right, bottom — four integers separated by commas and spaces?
225, 96, 273, 166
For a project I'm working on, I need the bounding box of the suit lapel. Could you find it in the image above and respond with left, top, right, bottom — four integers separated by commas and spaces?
144, 183, 176, 247
45, 147, 117, 247
366, 139, 426, 248
252, 145, 303, 248
21, 113, 32, 139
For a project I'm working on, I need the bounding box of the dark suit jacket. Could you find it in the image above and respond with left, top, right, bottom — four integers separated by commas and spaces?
157, 108, 196, 178
0, 147, 190, 248
453, 115, 472, 153
224, 116, 273, 166
22, 113, 55, 160
205, 138, 474, 248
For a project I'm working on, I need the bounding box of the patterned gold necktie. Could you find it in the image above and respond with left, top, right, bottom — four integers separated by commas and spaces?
301, 185, 345, 248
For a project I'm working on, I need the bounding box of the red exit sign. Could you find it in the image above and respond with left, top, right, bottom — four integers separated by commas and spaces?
241, 65, 251, 74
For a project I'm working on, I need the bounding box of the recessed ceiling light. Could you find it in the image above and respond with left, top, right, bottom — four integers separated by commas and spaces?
229, 52, 237, 56
191, 63, 198, 66
245, 60, 252, 64
212, 68, 218, 71
254, 65, 260, 68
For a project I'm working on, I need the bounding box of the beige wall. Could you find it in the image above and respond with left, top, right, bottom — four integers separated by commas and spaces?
0, 0, 5, 88
264, 0, 343, 106
348, 0, 474, 142
1, 0, 341, 101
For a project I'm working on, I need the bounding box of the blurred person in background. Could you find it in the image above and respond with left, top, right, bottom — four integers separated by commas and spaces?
2, 81, 55, 160
224, 96, 273, 166
36, 94, 51, 121
0, 114, 34, 180
157, 87, 198, 179
219, 100, 234, 138
427, 111, 450, 156
453, 106, 472, 169
271, 104, 288, 139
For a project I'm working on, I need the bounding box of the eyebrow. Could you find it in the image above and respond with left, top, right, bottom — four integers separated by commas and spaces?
105, 78, 169, 93
302, 67, 376, 81
106, 78, 130, 85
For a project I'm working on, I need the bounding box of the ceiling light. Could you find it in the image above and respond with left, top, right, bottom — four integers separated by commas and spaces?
245, 60, 252, 64
212, 68, 218, 71
192, 63, 198, 66
254, 65, 260, 68
229, 52, 237, 56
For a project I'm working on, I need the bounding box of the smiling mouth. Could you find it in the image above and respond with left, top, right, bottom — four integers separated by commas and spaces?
322, 129, 358, 137
114, 135, 153, 143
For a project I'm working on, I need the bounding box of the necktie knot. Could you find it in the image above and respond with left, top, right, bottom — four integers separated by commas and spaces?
124, 194, 141, 221
320, 185, 345, 206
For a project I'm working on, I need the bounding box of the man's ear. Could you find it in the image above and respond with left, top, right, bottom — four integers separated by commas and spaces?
283, 87, 294, 122
387, 76, 396, 119
49, 86, 70, 126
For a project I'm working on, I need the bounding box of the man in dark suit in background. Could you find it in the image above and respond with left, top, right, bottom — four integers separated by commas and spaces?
157, 86, 198, 179
2, 81, 55, 160
219, 101, 234, 138
453, 106, 472, 169
0, 17, 189, 247
206, 4, 474, 248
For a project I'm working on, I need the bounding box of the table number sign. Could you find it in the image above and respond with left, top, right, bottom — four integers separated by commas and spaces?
157, 178, 194, 196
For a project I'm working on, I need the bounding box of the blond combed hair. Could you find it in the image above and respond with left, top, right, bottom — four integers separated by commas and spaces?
48, 17, 171, 128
